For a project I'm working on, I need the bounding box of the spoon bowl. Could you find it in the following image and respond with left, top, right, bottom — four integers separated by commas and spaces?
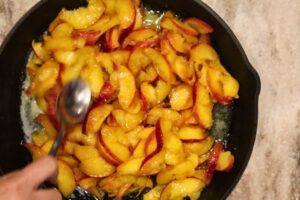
49, 79, 91, 156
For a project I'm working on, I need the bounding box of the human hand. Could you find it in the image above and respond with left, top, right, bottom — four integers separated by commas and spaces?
0, 156, 62, 200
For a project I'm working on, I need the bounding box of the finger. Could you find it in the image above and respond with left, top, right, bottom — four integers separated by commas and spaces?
21, 156, 58, 188
32, 188, 62, 200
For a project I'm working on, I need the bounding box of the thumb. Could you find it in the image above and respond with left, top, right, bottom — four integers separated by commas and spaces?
21, 156, 58, 189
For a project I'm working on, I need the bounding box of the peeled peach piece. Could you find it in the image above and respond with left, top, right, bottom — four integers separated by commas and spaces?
116, 0, 135, 29
56, 160, 76, 197
184, 17, 214, 34
79, 156, 115, 178
194, 82, 213, 129
183, 136, 214, 156
164, 134, 185, 165
160, 178, 204, 200
59, 0, 105, 29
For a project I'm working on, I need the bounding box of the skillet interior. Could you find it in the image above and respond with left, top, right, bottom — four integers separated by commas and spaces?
0, 0, 260, 199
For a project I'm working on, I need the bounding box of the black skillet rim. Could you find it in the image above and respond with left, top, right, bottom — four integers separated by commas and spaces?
0, 0, 261, 199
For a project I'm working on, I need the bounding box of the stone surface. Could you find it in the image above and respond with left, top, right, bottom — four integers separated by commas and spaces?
0, 0, 299, 199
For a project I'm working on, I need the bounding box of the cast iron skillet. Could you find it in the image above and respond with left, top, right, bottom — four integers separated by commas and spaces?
0, 0, 260, 199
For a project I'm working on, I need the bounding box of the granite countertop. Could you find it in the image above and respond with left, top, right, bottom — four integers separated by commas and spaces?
0, 0, 299, 199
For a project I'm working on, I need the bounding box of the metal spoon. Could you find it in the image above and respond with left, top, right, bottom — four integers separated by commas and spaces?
49, 78, 91, 156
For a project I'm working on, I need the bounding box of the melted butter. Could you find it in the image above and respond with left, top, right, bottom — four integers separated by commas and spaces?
143, 8, 164, 30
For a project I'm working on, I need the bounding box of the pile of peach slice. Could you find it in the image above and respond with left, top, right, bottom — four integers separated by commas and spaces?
25, 0, 238, 198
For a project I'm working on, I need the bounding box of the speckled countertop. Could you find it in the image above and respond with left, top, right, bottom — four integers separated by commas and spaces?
0, 0, 299, 199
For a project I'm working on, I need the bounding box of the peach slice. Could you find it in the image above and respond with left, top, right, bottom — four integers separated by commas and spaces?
74, 145, 100, 161
101, 129, 131, 162
98, 81, 115, 103
177, 126, 207, 142
180, 109, 198, 125
116, 0, 136, 29
144, 48, 175, 83
63, 141, 79, 155
123, 92, 143, 114
88, 15, 120, 37
140, 121, 165, 175
79, 156, 115, 178
172, 55, 195, 83
59, 0, 105, 29
110, 50, 131, 66
161, 16, 198, 36
136, 66, 158, 85
117, 66, 136, 109
102, 0, 117, 15
194, 82, 213, 129
184, 17, 214, 34
160, 178, 204, 200
167, 31, 190, 54
132, 139, 146, 158
51, 23, 73, 38
30, 61, 59, 97
128, 48, 151, 75
183, 136, 214, 156
190, 43, 219, 69
56, 160, 76, 197
133, 4, 143, 30
105, 27, 120, 50
80, 63, 104, 98
147, 107, 182, 125
85, 104, 113, 134
72, 30, 100, 46
206, 142, 223, 183
117, 157, 144, 175
122, 28, 158, 48
44, 36, 75, 51
97, 133, 122, 165
53, 50, 77, 67
32, 41, 50, 61
79, 177, 98, 190
143, 185, 165, 200
216, 151, 234, 172
170, 84, 193, 111
144, 132, 157, 156
156, 154, 198, 185
73, 167, 87, 182
58, 156, 79, 168
67, 124, 97, 146
31, 131, 49, 147
207, 63, 239, 105
156, 79, 171, 103
141, 82, 156, 105
112, 109, 144, 131
164, 134, 185, 166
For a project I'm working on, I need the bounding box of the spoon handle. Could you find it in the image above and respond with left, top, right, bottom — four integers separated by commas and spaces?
49, 128, 63, 156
